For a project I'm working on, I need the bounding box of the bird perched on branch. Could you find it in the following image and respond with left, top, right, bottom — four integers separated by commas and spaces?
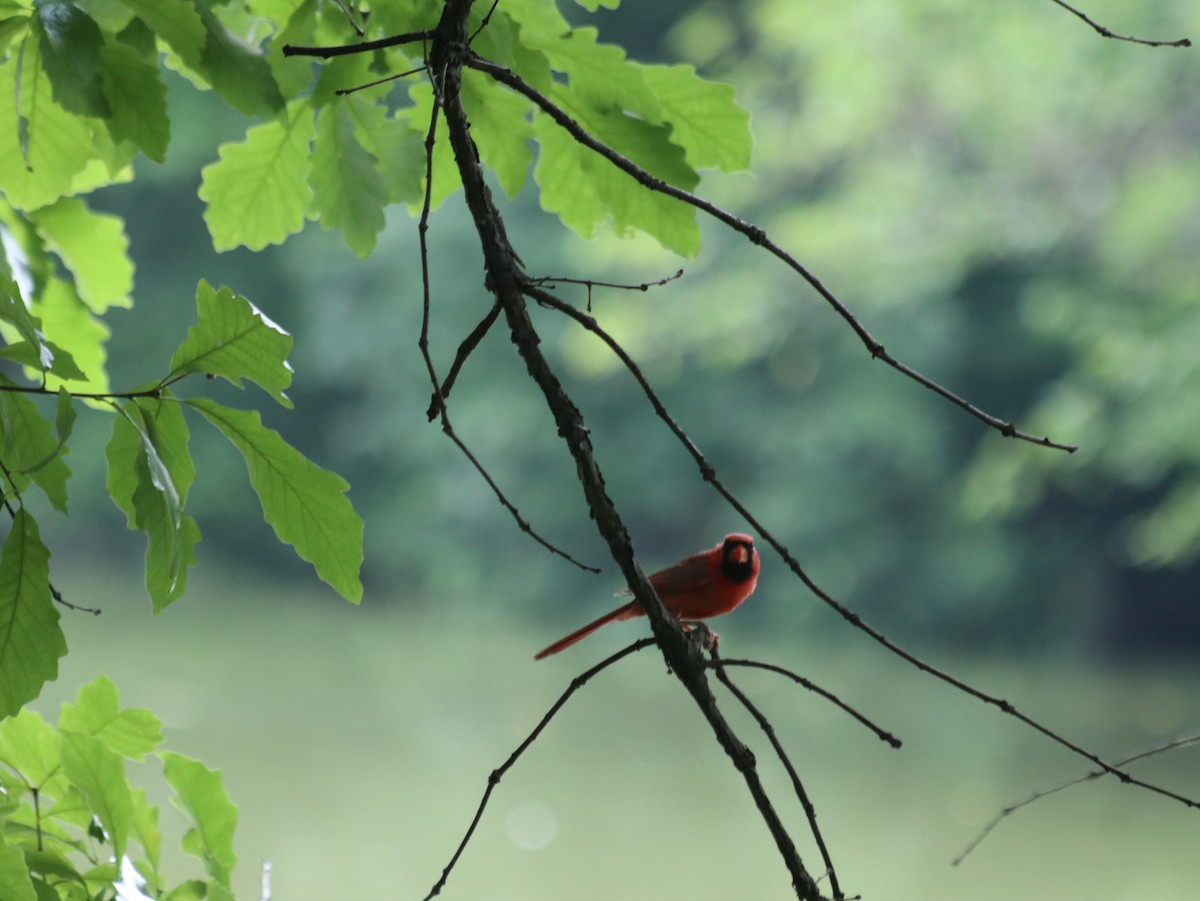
534, 533, 760, 660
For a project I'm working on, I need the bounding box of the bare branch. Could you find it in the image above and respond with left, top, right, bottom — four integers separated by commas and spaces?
425, 300, 502, 420
415, 53, 598, 575
954, 731, 1200, 865
714, 658, 901, 749
525, 285, 1200, 813
281, 30, 433, 59
1047, 0, 1191, 47
435, 4, 826, 891
710, 644, 846, 900
470, 54, 1077, 454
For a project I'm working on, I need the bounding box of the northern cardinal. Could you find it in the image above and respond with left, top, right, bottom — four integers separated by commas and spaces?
534, 533, 760, 660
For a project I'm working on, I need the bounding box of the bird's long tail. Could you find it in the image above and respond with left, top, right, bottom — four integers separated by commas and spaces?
533, 603, 640, 660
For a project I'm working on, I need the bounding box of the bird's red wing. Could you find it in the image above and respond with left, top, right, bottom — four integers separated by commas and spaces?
647, 552, 713, 599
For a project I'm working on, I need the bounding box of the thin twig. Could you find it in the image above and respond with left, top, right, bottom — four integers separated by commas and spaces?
425, 300, 501, 420
710, 645, 845, 900
414, 50, 598, 574
50, 582, 100, 615
530, 269, 684, 293
329, 0, 365, 36
1047, 0, 1191, 47
335, 64, 430, 97
470, 55, 1076, 454
954, 731, 1200, 865
423, 639, 655, 900
525, 285, 1200, 813
281, 30, 433, 59
715, 658, 901, 749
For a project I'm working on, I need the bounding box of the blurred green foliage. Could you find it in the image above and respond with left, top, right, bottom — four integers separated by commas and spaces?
38, 0, 1200, 659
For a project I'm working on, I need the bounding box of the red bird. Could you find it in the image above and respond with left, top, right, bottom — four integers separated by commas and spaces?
534, 533, 760, 660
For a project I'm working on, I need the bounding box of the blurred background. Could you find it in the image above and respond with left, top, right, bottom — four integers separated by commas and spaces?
30, 0, 1200, 897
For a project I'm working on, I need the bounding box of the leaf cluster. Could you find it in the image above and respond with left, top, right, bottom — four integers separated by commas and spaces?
0, 676, 238, 901
0, 274, 362, 722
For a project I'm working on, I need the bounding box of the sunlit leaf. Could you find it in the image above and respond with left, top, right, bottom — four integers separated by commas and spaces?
61, 730, 134, 861
463, 68, 534, 198
636, 63, 752, 172
59, 675, 164, 761
199, 104, 315, 251
0, 708, 60, 786
32, 197, 134, 311
160, 752, 237, 888
0, 841, 36, 901
35, 276, 107, 391
0, 46, 96, 210
169, 281, 293, 408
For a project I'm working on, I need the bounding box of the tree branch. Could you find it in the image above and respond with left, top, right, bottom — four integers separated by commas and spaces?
1047, 0, 1191, 47
524, 285, 1200, 813
431, 2, 826, 896
469, 54, 1077, 454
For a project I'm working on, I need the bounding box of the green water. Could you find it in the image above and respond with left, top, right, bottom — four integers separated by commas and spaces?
36, 566, 1200, 900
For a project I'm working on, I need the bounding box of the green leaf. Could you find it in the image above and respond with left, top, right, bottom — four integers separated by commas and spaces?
106, 400, 200, 610
463, 68, 534, 198
61, 730, 133, 861
533, 94, 701, 256
164, 880, 207, 901
0, 44, 96, 211
0, 708, 61, 786
0, 275, 45, 354
199, 103, 316, 252
0, 510, 64, 719
21, 847, 87, 892
75, 0, 134, 32
0, 390, 72, 511
0, 840, 36, 901
116, 0, 205, 69
310, 102, 387, 258
54, 386, 74, 443
130, 787, 162, 877
401, 83, 461, 209
188, 398, 363, 602
59, 675, 163, 760
532, 110, 608, 239
33, 276, 107, 391
0, 15, 32, 61
195, 5, 284, 119
32, 197, 134, 312
636, 63, 752, 172
343, 95, 424, 205
523, 26, 661, 122
99, 39, 170, 162
169, 281, 294, 408
160, 752, 237, 888
34, 0, 109, 118
0, 275, 88, 383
